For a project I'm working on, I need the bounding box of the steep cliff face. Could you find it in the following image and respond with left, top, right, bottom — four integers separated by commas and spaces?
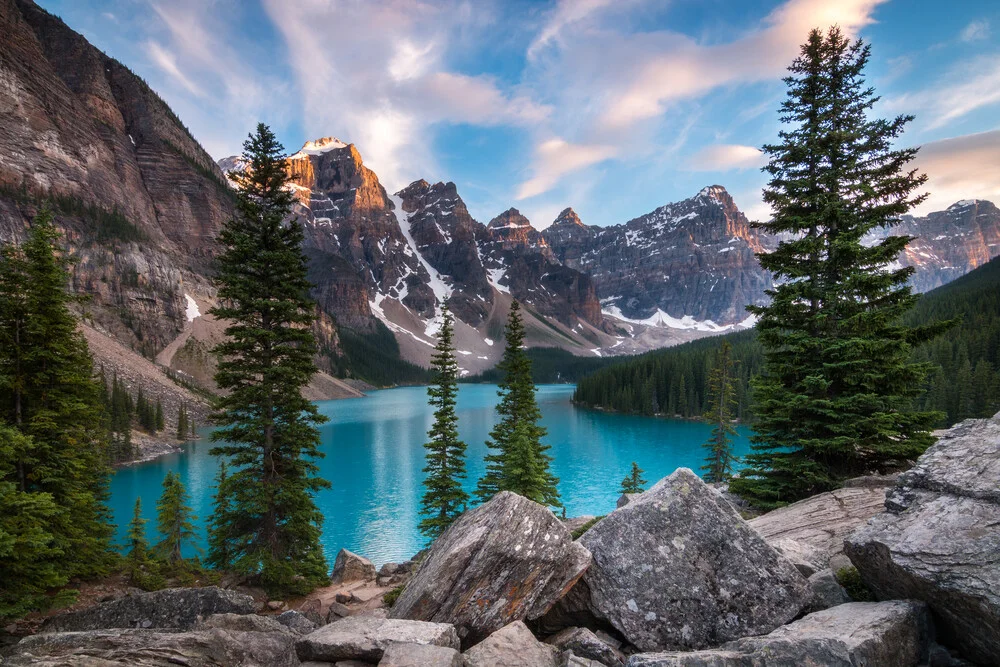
881, 200, 1000, 292
0, 0, 234, 354
543, 186, 770, 328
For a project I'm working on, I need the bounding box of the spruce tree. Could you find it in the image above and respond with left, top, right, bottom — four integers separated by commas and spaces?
155, 399, 164, 432
419, 306, 469, 539
0, 207, 114, 584
729, 28, 946, 509
125, 497, 161, 590
176, 403, 188, 441
206, 461, 232, 569
476, 301, 560, 509
702, 341, 739, 483
155, 471, 197, 567
208, 123, 330, 595
620, 462, 647, 494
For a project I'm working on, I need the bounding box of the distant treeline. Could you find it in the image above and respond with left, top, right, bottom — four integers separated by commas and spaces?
464, 347, 620, 385
573, 256, 1000, 427
329, 320, 432, 387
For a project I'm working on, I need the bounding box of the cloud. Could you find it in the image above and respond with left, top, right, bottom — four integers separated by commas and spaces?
690, 144, 766, 171
960, 19, 990, 42
527, 0, 617, 61
912, 130, 1000, 214
145, 42, 204, 97
886, 55, 1000, 130
515, 139, 617, 200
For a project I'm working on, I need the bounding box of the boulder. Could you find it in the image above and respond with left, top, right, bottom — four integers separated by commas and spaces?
42, 586, 258, 632
378, 641, 463, 666
626, 601, 931, 666
563, 515, 598, 535
565, 657, 609, 667
389, 491, 591, 647
545, 626, 624, 666
748, 486, 887, 565
462, 620, 560, 667
804, 569, 852, 613
332, 548, 378, 584
5, 627, 299, 666
845, 412, 1000, 666
276, 609, 319, 634
616, 493, 640, 509
770, 537, 827, 577
327, 601, 352, 623
296, 615, 459, 663
575, 468, 809, 651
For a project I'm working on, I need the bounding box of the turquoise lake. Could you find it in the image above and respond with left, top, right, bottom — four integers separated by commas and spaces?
109, 384, 752, 566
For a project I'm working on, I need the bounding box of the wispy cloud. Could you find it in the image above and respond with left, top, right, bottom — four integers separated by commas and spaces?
516, 139, 617, 200
145, 41, 203, 97
886, 55, 1000, 130
960, 19, 990, 42
690, 145, 766, 171
913, 130, 1000, 214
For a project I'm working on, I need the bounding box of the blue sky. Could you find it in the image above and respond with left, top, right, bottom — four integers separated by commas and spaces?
39, 0, 1000, 227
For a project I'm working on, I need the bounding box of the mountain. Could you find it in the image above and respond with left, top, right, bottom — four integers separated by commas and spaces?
542, 185, 770, 330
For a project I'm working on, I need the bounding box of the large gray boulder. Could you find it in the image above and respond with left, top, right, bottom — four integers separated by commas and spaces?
748, 486, 887, 566
42, 587, 258, 632
626, 601, 931, 666
295, 615, 459, 663
545, 626, 625, 666
390, 491, 591, 647
378, 640, 463, 666
573, 468, 809, 652
845, 412, 1000, 666
331, 548, 378, 584
462, 620, 560, 667
5, 627, 299, 666
804, 569, 852, 613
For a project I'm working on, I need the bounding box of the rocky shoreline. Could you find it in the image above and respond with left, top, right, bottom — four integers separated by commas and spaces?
5, 410, 997, 666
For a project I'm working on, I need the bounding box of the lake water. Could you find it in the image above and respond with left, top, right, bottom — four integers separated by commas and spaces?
109, 384, 752, 566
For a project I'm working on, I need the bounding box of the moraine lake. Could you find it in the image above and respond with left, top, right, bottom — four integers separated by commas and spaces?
109, 384, 752, 566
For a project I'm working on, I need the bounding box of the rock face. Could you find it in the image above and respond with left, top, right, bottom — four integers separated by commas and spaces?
42, 587, 257, 632
804, 569, 852, 613
626, 601, 931, 667
5, 628, 299, 667
461, 620, 560, 667
331, 548, 378, 584
545, 626, 625, 666
379, 641, 464, 667
390, 491, 592, 647
845, 412, 1000, 665
295, 615, 460, 663
542, 186, 771, 327
748, 486, 887, 566
574, 468, 810, 652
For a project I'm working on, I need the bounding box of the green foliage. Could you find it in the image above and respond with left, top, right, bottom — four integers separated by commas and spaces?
103, 371, 135, 463
177, 403, 189, 441
155, 471, 198, 567
570, 515, 604, 540
620, 462, 647, 495
207, 124, 330, 596
125, 497, 163, 591
383, 584, 406, 607
835, 566, 874, 602
702, 341, 739, 483
476, 301, 561, 509
336, 321, 432, 387
731, 28, 946, 509
0, 181, 146, 244
205, 461, 232, 571
0, 208, 115, 610
419, 307, 469, 539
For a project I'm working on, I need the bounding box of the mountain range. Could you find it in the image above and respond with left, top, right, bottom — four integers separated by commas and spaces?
2, 0, 999, 386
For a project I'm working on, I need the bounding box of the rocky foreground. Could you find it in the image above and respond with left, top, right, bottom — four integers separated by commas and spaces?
4, 411, 998, 666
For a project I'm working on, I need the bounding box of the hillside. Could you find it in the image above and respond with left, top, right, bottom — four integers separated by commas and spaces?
573, 255, 1000, 426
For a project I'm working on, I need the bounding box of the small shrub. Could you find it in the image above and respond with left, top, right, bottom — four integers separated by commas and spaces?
383, 584, 406, 607
835, 566, 874, 601
570, 515, 604, 540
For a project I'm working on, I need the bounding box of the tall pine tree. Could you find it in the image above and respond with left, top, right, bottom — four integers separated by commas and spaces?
702, 341, 739, 483
620, 462, 647, 494
207, 124, 330, 595
419, 306, 469, 539
206, 461, 232, 570
155, 471, 197, 567
0, 207, 114, 591
730, 28, 946, 509
476, 301, 560, 509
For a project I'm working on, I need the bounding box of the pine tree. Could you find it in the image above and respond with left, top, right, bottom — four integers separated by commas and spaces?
702, 341, 739, 483
729, 28, 947, 509
419, 306, 469, 539
155, 471, 197, 567
125, 497, 161, 590
206, 461, 232, 569
176, 403, 188, 441
0, 207, 114, 585
620, 461, 647, 494
476, 301, 560, 508
155, 399, 164, 432
207, 123, 330, 595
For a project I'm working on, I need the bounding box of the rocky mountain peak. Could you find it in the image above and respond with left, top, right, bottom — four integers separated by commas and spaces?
488, 208, 533, 230
697, 184, 732, 205
552, 207, 586, 228
291, 136, 349, 157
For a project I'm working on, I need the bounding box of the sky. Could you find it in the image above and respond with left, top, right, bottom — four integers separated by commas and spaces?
38, 0, 1000, 228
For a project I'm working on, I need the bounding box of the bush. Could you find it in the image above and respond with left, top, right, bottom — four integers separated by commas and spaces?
835, 566, 874, 601
383, 584, 406, 607
570, 516, 604, 540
